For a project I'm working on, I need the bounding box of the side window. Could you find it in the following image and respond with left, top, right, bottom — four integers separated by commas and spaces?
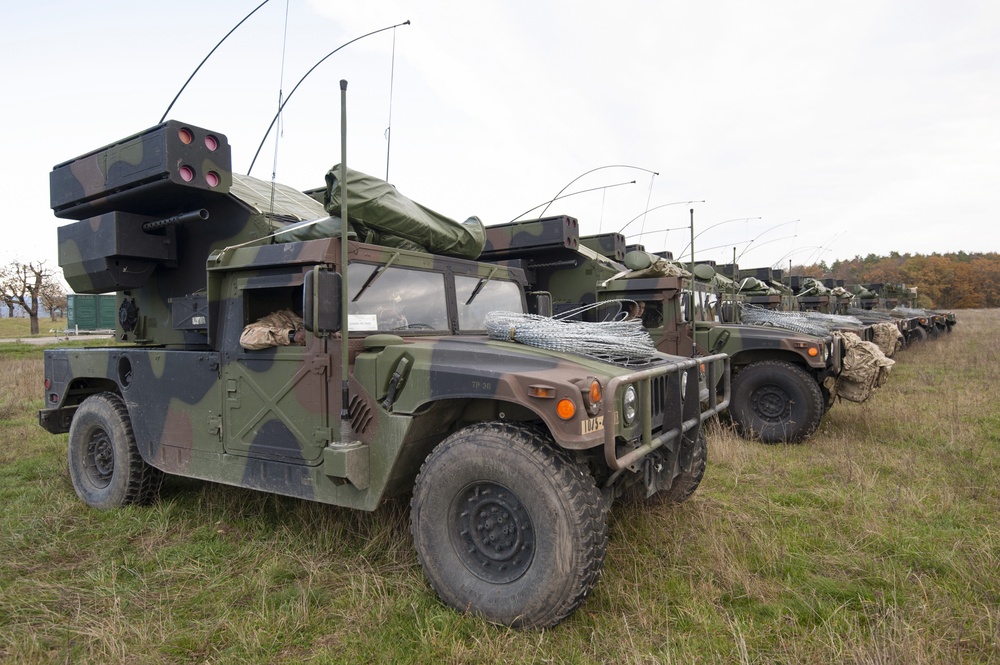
244, 285, 302, 325
239, 282, 305, 351
640, 302, 664, 329
455, 276, 523, 331
347, 263, 448, 332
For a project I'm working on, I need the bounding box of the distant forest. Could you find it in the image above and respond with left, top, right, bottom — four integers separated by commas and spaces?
791, 252, 1000, 309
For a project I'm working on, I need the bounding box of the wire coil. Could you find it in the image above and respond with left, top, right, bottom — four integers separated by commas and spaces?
485, 301, 657, 366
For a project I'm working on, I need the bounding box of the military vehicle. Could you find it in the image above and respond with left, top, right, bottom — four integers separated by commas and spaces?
480, 218, 849, 444
851, 283, 940, 344
38, 119, 731, 629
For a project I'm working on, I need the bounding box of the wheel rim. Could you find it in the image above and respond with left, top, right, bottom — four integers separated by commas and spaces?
749, 384, 791, 422
450, 481, 535, 584
84, 429, 114, 488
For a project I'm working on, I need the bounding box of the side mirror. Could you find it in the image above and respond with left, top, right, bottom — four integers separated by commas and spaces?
303, 266, 342, 333
527, 291, 552, 317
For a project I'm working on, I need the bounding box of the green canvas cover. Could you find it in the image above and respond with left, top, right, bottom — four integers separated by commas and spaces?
324, 166, 486, 259
230, 173, 327, 223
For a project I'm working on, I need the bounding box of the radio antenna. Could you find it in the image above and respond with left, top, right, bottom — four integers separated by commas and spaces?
247, 20, 411, 175
159, 0, 273, 123
268, 0, 292, 219
385, 24, 401, 181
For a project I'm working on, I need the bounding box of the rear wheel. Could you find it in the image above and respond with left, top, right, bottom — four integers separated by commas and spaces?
68, 393, 162, 509
730, 361, 824, 443
410, 422, 607, 628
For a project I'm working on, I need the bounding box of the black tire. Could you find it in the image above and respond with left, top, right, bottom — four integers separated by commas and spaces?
657, 430, 707, 504
410, 422, 607, 628
730, 360, 824, 444
626, 430, 707, 505
67, 392, 162, 509
908, 326, 928, 345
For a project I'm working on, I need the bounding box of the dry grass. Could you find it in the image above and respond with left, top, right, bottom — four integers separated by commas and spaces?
1, 310, 998, 663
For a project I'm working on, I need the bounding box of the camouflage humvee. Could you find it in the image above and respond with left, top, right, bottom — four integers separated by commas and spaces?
853, 283, 948, 344
479, 218, 847, 444
39, 121, 730, 629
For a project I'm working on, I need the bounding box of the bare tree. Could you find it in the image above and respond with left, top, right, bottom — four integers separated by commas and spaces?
40, 277, 67, 322
0, 267, 15, 318
1, 260, 60, 335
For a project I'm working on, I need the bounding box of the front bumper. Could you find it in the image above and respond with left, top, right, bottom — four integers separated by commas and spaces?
601, 352, 730, 471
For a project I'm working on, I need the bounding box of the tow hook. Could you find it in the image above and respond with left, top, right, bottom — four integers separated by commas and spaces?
642, 456, 664, 498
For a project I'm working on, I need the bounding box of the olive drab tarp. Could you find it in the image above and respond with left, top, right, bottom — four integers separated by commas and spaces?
599, 252, 689, 286
832, 331, 895, 403
323, 165, 486, 259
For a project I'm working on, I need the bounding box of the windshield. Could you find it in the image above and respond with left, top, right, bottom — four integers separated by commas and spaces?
683, 285, 720, 323
455, 275, 523, 330
347, 263, 449, 332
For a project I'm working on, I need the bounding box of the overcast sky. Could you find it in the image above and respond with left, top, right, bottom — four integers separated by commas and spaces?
4, 0, 998, 278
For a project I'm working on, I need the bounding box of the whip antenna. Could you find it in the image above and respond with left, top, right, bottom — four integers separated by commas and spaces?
159, 0, 273, 123
385, 24, 401, 181
248, 20, 411, 175
268, 0, 292, 219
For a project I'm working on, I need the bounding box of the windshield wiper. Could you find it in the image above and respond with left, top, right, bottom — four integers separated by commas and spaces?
465, 267, 498, 306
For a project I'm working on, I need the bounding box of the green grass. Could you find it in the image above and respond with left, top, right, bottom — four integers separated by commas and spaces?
1, 311, 999, 663
0, 316, 77, 339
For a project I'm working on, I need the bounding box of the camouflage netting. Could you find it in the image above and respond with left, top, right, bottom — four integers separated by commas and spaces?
830, 331, 895, 404
870, 321, 904, 357
485, 302, 657, 366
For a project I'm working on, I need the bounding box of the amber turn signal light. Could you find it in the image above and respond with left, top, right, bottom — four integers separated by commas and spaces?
556, 398, 576, 420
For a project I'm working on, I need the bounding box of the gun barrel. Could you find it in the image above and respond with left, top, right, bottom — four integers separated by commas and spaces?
142, 209, 209, 232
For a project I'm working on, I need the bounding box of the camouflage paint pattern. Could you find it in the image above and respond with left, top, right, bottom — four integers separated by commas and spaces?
41, 122, 730, 512
481, 221, 845, 423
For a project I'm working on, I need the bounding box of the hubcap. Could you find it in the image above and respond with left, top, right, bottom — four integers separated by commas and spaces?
750, 385, 791, 422
84, 430, 114, 488
451, 481, 534, 584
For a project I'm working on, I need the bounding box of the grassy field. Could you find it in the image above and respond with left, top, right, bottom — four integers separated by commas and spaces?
0, 317, 63, 339
1, 311, 998, 663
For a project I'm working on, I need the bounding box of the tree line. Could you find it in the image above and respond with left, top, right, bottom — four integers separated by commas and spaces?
793, 251, 1000, 309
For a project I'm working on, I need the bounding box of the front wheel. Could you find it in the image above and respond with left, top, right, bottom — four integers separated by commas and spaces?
907, 326, 928, 345
625, 430, 707, 505
67, 392, 162, 509
730, 361, 824, 443
410, 422, 607, 628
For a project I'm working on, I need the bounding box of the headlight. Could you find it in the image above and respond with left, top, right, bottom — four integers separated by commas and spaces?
822, 343, 829, 362
622, 385, 638, 426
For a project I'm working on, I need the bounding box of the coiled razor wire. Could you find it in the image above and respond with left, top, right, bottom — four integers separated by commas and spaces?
739, 303, 863, 337
485, 300, 657, 366
893, 306, 932, 316
802, 311, 866, 329
848, 307, 894, 321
